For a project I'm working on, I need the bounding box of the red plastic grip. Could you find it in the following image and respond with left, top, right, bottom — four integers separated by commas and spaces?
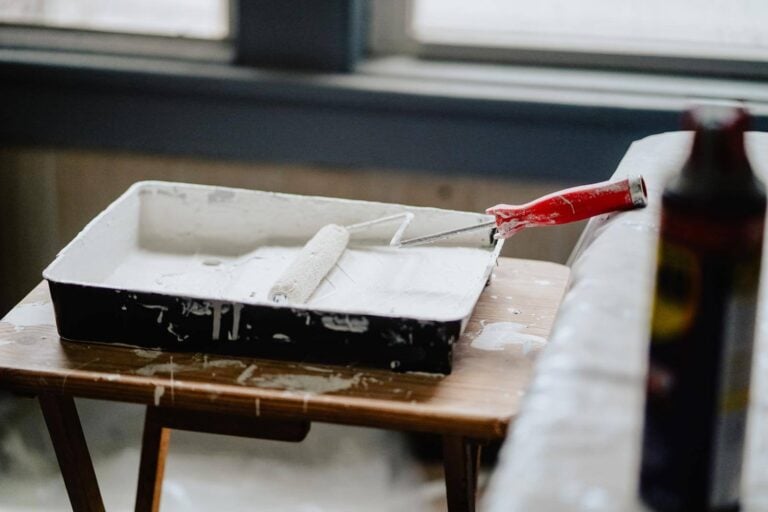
486, 176, 647, 239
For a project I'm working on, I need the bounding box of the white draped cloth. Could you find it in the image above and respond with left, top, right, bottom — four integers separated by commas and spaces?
484, 132, 768, 512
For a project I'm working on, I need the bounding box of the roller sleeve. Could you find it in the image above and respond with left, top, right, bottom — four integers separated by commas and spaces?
268, 224, 350, 304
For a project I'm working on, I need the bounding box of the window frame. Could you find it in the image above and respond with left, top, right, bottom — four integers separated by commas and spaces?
0, 25, 232, 62
370, 0, 768, 80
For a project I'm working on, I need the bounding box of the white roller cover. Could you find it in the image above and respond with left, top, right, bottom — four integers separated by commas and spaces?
269, 224, 350, 304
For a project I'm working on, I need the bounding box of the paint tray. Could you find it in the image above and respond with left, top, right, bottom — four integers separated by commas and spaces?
43, 181, 502, 373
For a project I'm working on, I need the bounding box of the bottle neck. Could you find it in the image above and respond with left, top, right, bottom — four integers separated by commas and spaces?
664, 104, 765, 217
682, 107, 752, 178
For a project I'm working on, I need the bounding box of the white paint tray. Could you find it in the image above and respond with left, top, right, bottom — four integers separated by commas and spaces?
43, 181, 502, 373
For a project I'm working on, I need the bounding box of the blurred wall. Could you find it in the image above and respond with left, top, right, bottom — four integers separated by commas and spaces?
0, 146, 584, 314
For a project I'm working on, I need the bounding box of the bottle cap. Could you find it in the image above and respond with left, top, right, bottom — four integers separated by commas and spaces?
683, 101, 750, 132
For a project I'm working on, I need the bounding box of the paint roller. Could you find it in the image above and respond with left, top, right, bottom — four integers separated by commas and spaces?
268, 213, 414, 304
270, 177, 647, 304
397, 176, 648, 246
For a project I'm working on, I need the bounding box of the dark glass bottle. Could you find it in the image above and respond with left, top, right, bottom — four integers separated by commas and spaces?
640, 105, 765, 511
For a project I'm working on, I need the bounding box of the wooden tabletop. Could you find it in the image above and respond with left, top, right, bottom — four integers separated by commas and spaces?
0, 257, 568, 440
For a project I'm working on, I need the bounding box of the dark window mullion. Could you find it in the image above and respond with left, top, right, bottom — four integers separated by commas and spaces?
233, 0, 367, 72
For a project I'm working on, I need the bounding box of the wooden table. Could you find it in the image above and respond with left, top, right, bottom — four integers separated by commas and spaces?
0, 257, 568, 512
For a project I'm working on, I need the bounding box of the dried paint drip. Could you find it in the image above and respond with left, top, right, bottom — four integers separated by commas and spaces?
167, 323, 188, 342
212, 302, 223, 340
136, 362, 185, 377
404, 371, 445, 378
140, 304, 168, 323
245, 373, 364, 394
236, 364, 258, 384
321, 315, 369, 333
228, 303, 244, 340
470, 322, 546, 354
182, 300, 213, 317
153, 385, 165, 405
205, 359, 245, 369
136, 358, 247, 377
133, 349, 161, 359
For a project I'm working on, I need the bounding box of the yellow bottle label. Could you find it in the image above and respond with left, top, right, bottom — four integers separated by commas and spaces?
650, 240, 701, 341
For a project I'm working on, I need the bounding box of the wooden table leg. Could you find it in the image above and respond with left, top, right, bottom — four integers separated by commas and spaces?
38, 393, 105, 512
135, 407, 171, 512
443, 435, 481, 512
134, 405, 309, 511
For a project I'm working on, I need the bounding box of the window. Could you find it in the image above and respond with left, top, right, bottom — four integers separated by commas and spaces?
372, 0, 768, 78
0, 0, 229, 39
413, 0, 768, 60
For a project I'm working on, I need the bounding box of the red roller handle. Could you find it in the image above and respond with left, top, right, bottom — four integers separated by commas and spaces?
486, 176, 647, 239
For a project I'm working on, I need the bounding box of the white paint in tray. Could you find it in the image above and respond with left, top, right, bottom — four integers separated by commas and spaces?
98, 245, 494, 321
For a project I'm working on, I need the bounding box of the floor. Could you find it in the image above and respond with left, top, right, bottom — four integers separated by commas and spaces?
0, 394, 460, 511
